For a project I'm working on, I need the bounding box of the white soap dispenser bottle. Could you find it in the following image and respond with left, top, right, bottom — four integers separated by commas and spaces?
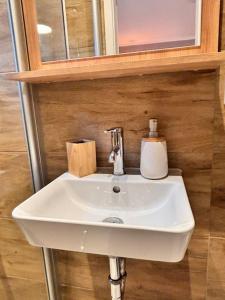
140, 119, 168, 179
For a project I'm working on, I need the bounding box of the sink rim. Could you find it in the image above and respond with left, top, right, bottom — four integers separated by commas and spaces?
12, 172, 195, 234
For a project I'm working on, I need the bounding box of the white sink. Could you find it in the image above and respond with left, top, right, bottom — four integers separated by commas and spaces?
12, 172, 194, 262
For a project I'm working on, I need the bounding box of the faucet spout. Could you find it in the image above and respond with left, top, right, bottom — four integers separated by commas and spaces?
104, 128, 125, 176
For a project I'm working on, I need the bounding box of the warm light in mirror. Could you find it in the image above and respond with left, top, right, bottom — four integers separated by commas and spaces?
37, 24, 52, 35
117, 0, 200, 53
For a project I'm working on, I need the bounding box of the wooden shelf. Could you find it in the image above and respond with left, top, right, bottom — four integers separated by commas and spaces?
2, 52, 225, 84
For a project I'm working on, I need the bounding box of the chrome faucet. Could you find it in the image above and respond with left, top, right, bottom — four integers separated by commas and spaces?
104, 127, 125, 176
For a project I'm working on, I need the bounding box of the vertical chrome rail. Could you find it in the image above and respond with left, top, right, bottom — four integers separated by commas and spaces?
42, 248, 59, 300
61, 0, 70, 59
92, 0, 102, 56
7, 1, 59, 299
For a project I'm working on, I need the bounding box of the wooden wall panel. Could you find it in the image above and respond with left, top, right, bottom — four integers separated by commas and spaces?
210, 84, 225, 241
207, 238, 225, 299
0, 1, 47, 298
0, 0, 14, 72
0, 219, 45, 282
0, 79, 28, 152
0, 82, 47, 296
124, 237, 208, 300
55, 251, 109, 290
34, 71, 215, 157
0, 153, 32, 218
0, 277, 47, 300
60, 284, 109, 300
0, 80, 46, 300
207, 53, 225, 298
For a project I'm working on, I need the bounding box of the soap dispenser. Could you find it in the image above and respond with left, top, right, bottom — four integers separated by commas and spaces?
140, 119, 168, 179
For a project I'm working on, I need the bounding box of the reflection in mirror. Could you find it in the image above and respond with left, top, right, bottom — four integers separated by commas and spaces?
36, 0, 68, 61
36, 0, 202, 62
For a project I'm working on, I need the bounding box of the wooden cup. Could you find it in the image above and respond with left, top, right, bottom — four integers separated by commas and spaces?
66, 140, 97, 177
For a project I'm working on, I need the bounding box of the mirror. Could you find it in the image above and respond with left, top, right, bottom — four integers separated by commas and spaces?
36, 0, 202, 62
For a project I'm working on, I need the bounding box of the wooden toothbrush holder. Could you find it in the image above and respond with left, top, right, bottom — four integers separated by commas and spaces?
66, 140, 97, 177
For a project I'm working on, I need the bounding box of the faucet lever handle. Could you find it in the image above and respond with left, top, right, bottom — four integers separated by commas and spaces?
104, 127, 122, 134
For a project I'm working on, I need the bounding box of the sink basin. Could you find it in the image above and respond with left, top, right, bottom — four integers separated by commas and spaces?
12, 172, 194, 262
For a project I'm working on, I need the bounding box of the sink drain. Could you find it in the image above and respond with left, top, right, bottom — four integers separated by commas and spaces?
103, 217, 124, 224
112, 186, 121, 193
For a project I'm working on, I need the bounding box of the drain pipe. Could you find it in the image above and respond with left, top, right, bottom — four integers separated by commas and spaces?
119, 258, 126, 298
109, 257, 127, 300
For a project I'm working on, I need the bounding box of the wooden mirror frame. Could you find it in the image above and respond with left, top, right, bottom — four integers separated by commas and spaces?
21, 0, 221, 71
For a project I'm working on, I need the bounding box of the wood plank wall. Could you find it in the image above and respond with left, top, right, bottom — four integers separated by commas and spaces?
208, 1, 225, 297
0, 0, 47, 298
